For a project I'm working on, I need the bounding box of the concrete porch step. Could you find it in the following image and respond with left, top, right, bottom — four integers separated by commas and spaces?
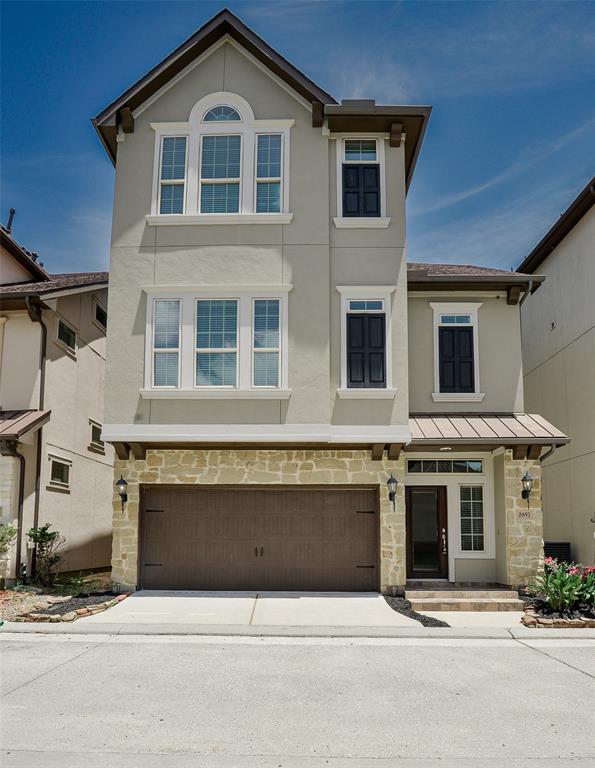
406, 590, 518, 599
408, 597, 525, 612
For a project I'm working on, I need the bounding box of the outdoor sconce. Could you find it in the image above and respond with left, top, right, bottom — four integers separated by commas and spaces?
116, 475, 128, 511
521, 471, 534, 507
387, 474, 398, 508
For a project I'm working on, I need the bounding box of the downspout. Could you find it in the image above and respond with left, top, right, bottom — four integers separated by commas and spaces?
519, 279, 534, 307
25, 297, 47, 577
0, 441, 26, 580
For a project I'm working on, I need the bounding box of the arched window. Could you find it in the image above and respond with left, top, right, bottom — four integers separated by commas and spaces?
203, 105, 241, 122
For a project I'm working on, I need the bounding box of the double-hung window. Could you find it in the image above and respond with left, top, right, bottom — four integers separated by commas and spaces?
196, 300, 238, 387
152, 300, 181, 387
200, 135, 241, 213
342, 139, 381, 217
255, 134, 282, 213
431, 303, 483, 401
253, 299, 280, 387
346, 298, 386, 388
159, 137, 187, 214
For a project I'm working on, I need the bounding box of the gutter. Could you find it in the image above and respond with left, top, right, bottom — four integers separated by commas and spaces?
25, 297, 47, 577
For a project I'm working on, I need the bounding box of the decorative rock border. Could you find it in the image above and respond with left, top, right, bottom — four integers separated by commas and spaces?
12, 593, 130, 623
522, 606, 595, 628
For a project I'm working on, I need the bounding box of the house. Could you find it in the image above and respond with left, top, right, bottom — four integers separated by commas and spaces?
517, 177, 595, 566
94, 9, 568, 594
0, 218, 113, 581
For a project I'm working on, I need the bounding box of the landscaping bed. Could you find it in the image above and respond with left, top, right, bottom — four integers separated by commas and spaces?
521, 558, 595, 628
522, 601, 595, 628
384, 595, 450, 627
12, 592, 129, 623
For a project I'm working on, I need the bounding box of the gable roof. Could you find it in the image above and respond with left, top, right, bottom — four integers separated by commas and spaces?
516, 175, 595, 274
93, 8, 337, 162
0, 271, 108, 298
1, 225, 50, 283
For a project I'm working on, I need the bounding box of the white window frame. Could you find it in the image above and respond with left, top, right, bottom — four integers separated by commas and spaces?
336, 285, 396, 398
154, 132, 190, 215
48, 454, 72, 491
198, 133, 243, 215
254, 133, 284, 214
151, 298, 182, 389
459, 484, 486, 553
142, 287, 291, 398
430, 302, 484, 403
148, 92, 293, 224
404, 452, 495, 581
88, 419, 105, 453
332, 135, 390, 228
195, 298, 240, 388
55, 316, 77, 358
92, 296, 107, 333
251, 298, 282, 388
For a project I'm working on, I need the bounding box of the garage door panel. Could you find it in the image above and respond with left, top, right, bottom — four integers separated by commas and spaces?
141, 486, 378, 591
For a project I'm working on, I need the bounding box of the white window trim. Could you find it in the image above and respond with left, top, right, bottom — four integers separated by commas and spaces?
254, 133, 284, 215
251, 298, 282, 388
151, 298, 182, 389
333, 135, 389, 226
430, 302, 484, 403
195, 298, 240, 389
48, 453, 72, 490
92, 296, 107, 333
149, 92, 293, 221
336, 285, 396, 392
404, 452, 495, 581
198, 132, 243, 215
88, 418, 105, 453
143, 287, 291, 395
157, 134, 189, 215
55, 316, 78, 359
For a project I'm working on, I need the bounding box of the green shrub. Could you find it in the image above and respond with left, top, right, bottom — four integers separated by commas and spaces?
533, 558, 595, 613
27, 524, 65, 587
0, 522, 18, 572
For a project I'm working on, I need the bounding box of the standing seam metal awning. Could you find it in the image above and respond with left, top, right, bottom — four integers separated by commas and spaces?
0, 410, 51, 440
409, 413, 568, 445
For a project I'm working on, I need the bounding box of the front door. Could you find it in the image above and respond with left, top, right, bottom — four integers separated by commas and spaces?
406, 486, 448, 579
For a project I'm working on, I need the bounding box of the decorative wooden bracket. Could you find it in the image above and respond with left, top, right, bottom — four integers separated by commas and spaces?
130, 442, 147, 460
387, 443, 402, 460
311, 101, 324, 128
526, 444, 542, 460
119, 106, 135, 133
512, 445, 528, 460
507, 285, 522, 305
371, 444, 385, 460
113, 442, 130, 461
389, 122, 403, 147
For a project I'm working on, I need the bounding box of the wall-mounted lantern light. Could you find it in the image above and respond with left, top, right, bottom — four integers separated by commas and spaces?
116, 475, 128, 511
521, 471, 533, 507
387, 474, 398, 508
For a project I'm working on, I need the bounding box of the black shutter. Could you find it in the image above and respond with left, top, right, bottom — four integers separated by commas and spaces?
347, 314, 386, 388
439, 327, 474, 393
342, 165, 380, 217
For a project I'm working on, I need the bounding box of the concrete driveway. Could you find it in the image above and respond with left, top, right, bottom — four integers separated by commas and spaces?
78, 590, 419, 627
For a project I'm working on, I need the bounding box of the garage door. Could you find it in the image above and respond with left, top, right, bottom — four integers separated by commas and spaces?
140, 486, 378, 591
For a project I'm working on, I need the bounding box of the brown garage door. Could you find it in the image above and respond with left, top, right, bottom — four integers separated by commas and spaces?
140, 486, 378, 591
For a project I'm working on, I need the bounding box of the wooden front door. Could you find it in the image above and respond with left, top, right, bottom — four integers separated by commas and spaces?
139, 486, 379, 591
405, 486, 448, 579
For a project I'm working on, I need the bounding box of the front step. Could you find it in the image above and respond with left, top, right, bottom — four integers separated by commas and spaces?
406, 588, 524, 612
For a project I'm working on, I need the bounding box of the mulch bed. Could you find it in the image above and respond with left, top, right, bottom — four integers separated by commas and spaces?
384, 595, 450, 627
31, 591, 119, 616
522, 600, 595, 628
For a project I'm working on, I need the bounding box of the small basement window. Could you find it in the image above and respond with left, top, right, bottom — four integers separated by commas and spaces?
49, 458, 70, 488
57, 319, 77, 354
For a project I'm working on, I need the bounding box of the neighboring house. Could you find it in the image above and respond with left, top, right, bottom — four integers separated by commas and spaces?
94, 9, 568, 593
517, 177, 595, 566
0, 221, 114, 580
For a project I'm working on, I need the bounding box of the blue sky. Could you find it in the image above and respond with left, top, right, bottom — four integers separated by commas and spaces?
2, 1, 594, 274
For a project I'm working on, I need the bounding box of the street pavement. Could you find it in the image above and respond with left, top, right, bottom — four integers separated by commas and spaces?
1, 633, 594, 767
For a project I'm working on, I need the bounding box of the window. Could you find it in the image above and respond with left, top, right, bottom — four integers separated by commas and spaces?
196, 300, 238, 387
153, 300, 180, 387
159, 136, 187, 214
342, 139, 380, 217
57, 319, 77, 353
203, 105, 241, 122
431, 303, 483, 401
407, 459, 483, 474
253, 299, 280, 387
256, 134, 282, 213
460, 486, 484, 551
49, 458, 70, 488
94, 299, 107, 331
150, 93, 293, 220
346, 298, 386, 388
200, 135, 241, 213
89, 420, 104, 452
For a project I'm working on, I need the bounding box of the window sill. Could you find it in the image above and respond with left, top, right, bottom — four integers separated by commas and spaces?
337, 388, 397, 400
88, 442, 106, 455
146, 213, 294, 226
46, 483, 70, 494
333, 217, 390, 229
140, 388, 292, 400
54, 339, 77, 360
432, 392, 486, 403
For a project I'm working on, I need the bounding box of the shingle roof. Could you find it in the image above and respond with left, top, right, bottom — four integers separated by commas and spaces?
407, 262, 537, 278
409, 413, 568, 445
0, 410, 51, 440
0, 272, 108, 296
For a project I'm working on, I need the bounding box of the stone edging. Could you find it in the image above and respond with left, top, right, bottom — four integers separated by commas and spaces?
522, 606, 595, 628
12, 593, 130, 623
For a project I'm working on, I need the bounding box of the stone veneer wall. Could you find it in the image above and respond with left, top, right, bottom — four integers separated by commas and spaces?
111, 449, 406, 592
503, 450, 544, 587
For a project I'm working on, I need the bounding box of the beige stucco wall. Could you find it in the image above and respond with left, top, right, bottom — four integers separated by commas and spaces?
0, 244, 34, 284
104, 41, 409, 432
521, 208, 595, 565
408, 295, 524, 413
111, 449, 406, 592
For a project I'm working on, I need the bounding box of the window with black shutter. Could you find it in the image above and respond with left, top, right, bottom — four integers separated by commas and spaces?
342, 165, 380, 217
439, 326, 475, 393
347, 313, 386, 388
